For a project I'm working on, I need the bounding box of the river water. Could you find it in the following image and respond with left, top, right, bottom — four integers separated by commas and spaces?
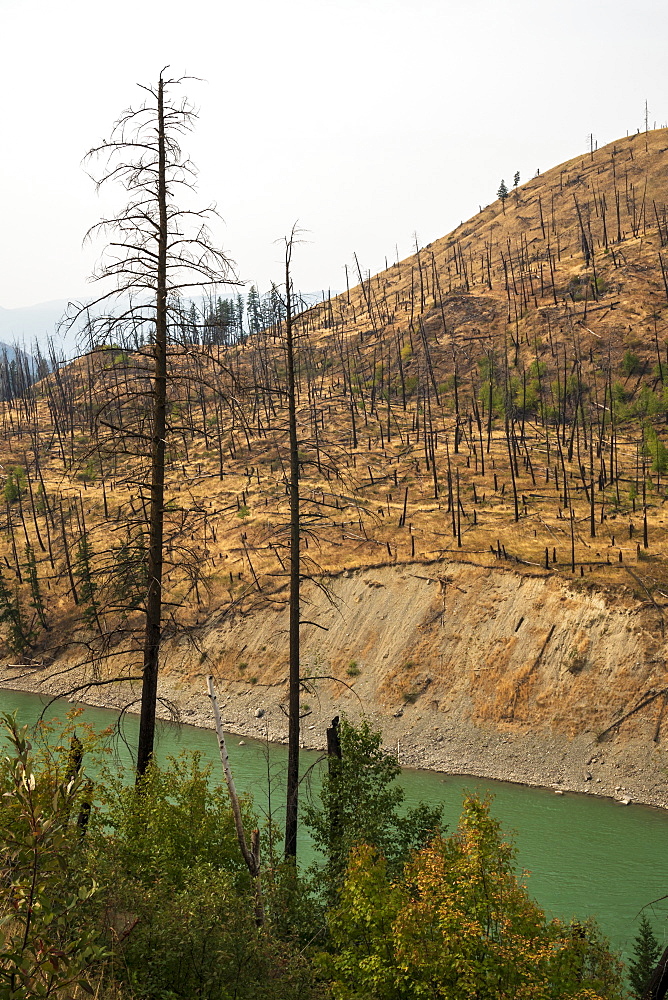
2, 687, 667, 959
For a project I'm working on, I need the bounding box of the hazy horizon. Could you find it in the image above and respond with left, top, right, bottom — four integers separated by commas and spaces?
2, 0, 667, 310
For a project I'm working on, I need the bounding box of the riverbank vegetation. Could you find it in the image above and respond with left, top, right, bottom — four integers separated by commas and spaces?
0, 711, 636, 999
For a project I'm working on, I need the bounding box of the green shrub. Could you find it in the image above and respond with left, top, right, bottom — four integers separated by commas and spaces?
304, 717, 443, 896
325, 796, 625, 1000
3, 465, 25, 504
622, 349, 642, 376
77, 458, 97, 483
93, 752, 247, 889
90, 752, 319, 999
0, 714, 107, 1000
119, 865, 316, 999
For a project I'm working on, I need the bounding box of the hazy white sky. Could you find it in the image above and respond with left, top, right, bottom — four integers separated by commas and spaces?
2, 0, 667, 309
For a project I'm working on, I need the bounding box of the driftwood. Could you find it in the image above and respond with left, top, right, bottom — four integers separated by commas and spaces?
623, 566, 665, 636
596, 687, 668, 743
506, 623, 556, 720
207, 675, 264, 927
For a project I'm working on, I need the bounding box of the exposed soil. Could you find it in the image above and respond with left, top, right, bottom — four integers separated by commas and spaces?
3, 560, 667, 809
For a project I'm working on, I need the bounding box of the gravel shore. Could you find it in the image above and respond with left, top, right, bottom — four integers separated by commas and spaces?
3, 662, 667, 811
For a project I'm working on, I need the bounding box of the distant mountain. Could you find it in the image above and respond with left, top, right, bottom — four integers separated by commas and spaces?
0, 290, 341, 358
0, 300, 76, 356
0, 341, 31, 365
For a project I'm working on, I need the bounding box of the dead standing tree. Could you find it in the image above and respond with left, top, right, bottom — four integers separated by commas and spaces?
74, 69, 237, 776
225, 230, 367, 862
283, 228, 301, 862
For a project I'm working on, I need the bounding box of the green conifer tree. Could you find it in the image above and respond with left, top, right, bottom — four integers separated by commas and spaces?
74, 536, 102, 633
3, 466, 26, 505
629, 915, 662, 998
25, 544, 48, 631
497, 179, 509, 213
0, 566, 35, 656
247, 285, 263, 335
109, 526, 148, 616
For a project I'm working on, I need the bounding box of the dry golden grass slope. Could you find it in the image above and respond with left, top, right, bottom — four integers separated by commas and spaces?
3, 130, 668, 779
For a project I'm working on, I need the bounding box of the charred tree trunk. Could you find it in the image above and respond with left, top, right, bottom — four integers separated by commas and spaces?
137, 77, 168, 778
642, 945, 668, 1000
285, 231, 301, 862
326, 715, 342, 869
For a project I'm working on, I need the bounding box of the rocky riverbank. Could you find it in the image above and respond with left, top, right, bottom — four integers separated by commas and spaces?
3, 655, 667, 811
3, 559, 668, 808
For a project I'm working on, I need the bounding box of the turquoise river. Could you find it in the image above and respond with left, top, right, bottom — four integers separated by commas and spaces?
2, 687, 667, 960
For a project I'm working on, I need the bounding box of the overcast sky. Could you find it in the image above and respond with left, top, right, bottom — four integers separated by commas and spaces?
2, 0, 666, 309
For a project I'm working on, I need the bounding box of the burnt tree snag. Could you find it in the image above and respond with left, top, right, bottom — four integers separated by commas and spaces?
75, 70, 236, 777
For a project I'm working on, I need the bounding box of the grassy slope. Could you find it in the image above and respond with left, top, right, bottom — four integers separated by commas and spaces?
2, 130, 668, 745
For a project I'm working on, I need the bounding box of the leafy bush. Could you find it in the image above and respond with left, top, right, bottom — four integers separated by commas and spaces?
325, 795, 625, 1000
118, 865, 316, 1000
1, 713, 322, 1000
89, 751, 321, 999
92, 752, 248, 889
1, 715, 629, 1000
304, 717, 443, 896
0, 714, 107, 1000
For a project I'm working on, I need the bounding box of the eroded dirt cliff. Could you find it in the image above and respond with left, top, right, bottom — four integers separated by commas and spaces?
4, 558, 667, 807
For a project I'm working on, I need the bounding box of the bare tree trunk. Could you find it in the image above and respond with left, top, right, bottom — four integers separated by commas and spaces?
326, 715, 342, 869
207, 676, 264, 926
284, 231, 301, 861
642, 944, 668, 999
137, 76, 168, 778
